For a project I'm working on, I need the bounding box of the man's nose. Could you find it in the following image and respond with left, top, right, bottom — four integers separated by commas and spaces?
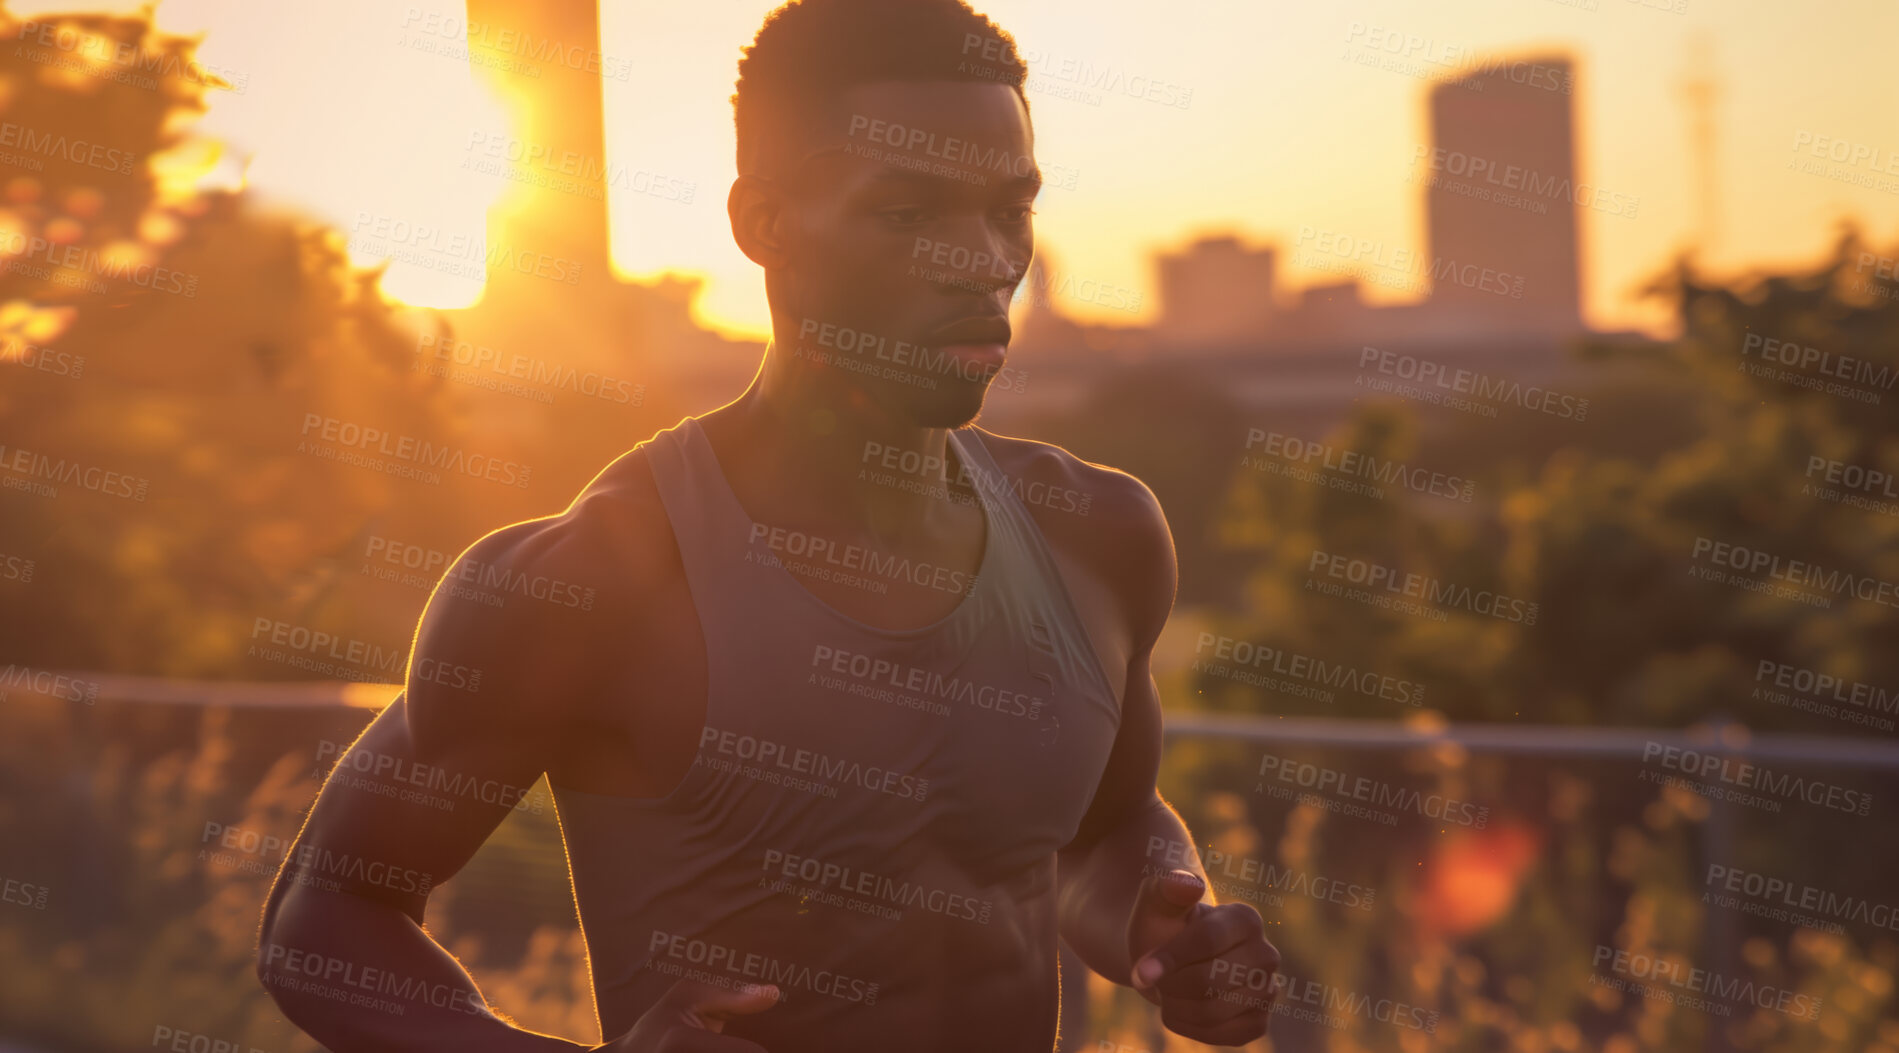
921, 225, 1027, 297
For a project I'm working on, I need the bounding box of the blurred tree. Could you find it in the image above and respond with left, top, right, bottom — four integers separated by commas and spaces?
0, 6, 494, 677
1201, 225, 1899, 732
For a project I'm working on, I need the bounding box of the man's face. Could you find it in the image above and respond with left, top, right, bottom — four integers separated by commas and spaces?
771, 79, 1039, 428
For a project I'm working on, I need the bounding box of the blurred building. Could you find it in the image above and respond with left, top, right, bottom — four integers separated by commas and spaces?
997, 52, 1598, 426
1152, 236, 1277, 350
1423, 54, 1584, 339
449, 0, 761, 417
1092, 52, 1590, 357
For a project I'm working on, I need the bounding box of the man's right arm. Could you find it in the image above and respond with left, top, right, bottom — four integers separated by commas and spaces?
255, 516, 602, 1053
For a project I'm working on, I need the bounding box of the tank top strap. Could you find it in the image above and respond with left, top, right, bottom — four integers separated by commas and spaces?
951, 428, 1123, 707
946, 426, 1040, 583
949, 425, 1062, 581
637, 417, 768, 636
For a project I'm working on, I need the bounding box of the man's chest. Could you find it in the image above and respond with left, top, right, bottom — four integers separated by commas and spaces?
557, 524, 1131, 801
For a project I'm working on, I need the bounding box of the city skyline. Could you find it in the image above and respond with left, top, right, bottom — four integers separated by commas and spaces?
20, 0, 1899, 346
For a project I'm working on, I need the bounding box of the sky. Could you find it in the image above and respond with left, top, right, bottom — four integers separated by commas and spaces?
19, 0, 1899, 342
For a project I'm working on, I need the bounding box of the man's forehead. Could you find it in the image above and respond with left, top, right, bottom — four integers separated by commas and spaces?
814, 79, 1031, 149
791, 146, 1043, 196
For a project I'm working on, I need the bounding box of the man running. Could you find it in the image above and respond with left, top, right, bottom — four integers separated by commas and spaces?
256, 1, 1279, 1049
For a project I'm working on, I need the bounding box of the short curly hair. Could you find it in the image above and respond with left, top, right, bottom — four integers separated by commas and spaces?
732, 0, 1030, 179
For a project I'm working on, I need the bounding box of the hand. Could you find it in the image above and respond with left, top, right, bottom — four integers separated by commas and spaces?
1126, 868, 1279, 1046
598, 978, 779, 1052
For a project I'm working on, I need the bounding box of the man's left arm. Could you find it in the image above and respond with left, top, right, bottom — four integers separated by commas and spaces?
1053, 473, 1279, 1045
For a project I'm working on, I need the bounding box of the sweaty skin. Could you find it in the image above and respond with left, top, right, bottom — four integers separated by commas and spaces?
256, 76, 1278, 1053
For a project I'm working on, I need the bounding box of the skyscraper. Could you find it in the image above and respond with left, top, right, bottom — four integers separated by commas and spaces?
1422, 55, 1584, 337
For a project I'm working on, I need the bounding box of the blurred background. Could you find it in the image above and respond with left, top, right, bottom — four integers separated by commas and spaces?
1, 0, 1897, 1050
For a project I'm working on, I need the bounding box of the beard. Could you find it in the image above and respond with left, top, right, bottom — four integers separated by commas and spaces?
771, 281, 998, 428
896, 375, 991, 429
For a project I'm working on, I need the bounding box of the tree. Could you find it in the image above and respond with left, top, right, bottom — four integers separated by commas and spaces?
0, 6, 494, 677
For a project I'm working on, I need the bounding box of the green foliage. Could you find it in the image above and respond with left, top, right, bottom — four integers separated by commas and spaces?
1118, 233, 1899, 1050
0, 6, 496, 677
1202, 229, 1899, 731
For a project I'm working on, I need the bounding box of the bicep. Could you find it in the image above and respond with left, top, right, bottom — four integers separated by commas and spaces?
279, 692, 542, 921
273, 542, 573, 920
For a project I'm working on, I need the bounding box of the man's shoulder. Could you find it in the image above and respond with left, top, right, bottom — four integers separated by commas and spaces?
433, 435, 684, 630
403, 433, 698, 749
966, 427, 1176, 635
966, 427, 1168, 543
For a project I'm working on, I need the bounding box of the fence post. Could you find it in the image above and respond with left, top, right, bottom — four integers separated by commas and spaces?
1701, 717, 1739, 1053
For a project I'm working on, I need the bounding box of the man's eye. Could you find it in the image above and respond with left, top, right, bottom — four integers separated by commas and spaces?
998, 206, 1038, 223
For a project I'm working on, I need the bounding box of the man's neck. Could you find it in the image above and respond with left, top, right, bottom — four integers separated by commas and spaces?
703, 354, 978, 547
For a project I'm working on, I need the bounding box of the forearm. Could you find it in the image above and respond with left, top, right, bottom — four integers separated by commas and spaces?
259, 884, 591, 1053
1055, 795, 1214, 986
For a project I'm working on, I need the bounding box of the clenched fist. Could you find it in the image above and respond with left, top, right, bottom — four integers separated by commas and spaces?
1127, 868, 1280, 1046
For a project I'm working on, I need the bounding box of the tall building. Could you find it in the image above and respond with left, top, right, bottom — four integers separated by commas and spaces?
1153, 235, 1276, 351
1423, 55, 1584, 337
448, 0, 759, 405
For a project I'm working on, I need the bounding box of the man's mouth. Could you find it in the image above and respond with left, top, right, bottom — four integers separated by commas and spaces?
934, 342, 1007, 378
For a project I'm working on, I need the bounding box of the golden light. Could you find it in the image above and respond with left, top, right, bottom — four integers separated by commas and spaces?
0, 207, 27, 251
43, 216, 82, 243
0, 299, 77, 358
336, 69, 516, 311
1414, 822, 1542, 939
63, 187, 105, 219
99, 238, 154, 272
138, 209, 186, 248
150, 138, 238, 205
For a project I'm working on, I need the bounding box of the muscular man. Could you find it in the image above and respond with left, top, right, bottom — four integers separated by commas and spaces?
255, 1, 1280, 1049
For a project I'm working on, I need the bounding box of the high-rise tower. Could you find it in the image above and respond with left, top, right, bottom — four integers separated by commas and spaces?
1423, 55, 1584, 337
